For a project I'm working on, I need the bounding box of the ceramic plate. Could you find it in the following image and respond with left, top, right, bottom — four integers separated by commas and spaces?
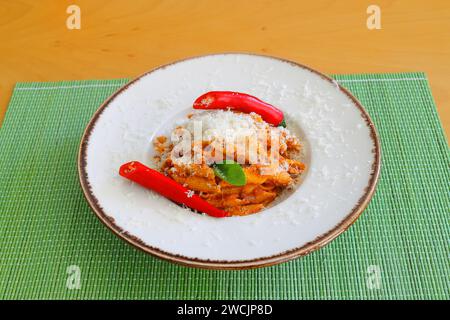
78, 53, 380, 269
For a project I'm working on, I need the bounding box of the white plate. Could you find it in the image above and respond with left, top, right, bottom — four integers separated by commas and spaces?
78, 53, 380, 269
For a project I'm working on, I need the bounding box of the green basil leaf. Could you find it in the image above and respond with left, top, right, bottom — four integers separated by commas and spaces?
212, 160, 246, 186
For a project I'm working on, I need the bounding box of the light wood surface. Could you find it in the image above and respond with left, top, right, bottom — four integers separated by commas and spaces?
1, 0, 449, 139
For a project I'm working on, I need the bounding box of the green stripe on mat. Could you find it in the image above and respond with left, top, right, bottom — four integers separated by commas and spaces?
0, 73, 448, 299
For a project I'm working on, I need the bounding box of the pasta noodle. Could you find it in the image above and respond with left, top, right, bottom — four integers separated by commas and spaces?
153, 110, 305, 216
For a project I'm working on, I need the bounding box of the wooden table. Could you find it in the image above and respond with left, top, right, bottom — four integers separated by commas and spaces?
1, 0, 449, 139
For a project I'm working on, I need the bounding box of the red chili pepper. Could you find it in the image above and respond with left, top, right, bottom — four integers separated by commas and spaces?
119, 161, 229, 218
193, 91, 286, 127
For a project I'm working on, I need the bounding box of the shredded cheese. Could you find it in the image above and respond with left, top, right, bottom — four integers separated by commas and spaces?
169, 110, 297, 166
185, 110, 261, 143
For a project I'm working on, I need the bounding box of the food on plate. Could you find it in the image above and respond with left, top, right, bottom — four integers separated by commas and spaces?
120, 91, 305, 217
119, 161, 228, 217
193, 91, 286, 127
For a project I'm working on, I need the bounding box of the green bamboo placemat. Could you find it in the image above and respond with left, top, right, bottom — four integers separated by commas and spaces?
0, 73, 448, 300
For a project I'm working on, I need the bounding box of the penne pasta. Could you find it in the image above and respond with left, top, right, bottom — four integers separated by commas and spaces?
154, 110, 305, 216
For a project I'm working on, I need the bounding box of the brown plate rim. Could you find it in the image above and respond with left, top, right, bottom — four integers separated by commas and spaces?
78, 52, 381, 270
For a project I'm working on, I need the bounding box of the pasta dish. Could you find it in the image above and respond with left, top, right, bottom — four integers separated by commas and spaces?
153, 110, 305, 216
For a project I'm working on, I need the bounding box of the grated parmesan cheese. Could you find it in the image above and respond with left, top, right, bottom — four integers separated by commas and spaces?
185, 110, 261, 143
185, 190, 195, 198
168, 110, 298, 166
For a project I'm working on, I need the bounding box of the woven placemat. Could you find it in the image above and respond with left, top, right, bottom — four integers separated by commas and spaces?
0, 73, 448, 300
